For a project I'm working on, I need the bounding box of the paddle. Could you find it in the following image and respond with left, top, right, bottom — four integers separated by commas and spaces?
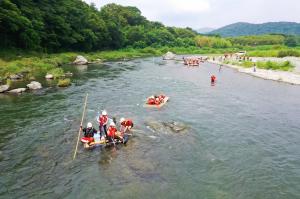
72, 93, 88, 160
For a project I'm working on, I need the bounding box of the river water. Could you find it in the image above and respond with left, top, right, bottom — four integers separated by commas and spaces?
0, 57, 299, 199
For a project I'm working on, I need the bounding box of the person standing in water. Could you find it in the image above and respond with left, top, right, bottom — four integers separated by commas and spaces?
97, 110, 108, 138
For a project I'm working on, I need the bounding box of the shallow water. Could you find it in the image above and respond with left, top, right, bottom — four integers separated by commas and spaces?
0, 57, 300, 199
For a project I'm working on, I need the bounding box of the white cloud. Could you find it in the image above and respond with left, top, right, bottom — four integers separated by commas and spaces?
84, 0, 300, 28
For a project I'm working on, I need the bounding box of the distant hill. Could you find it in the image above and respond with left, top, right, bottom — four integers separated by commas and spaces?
196, 27, 215, 34
210, 22, 300, 37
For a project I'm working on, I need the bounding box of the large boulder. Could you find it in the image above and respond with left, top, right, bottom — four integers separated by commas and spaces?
27, 81, 42, 90
73, 55, 88, 65
163, 51, 176, 60
0, 85, 9, 93
8, 88, 26, 94
45, 74, 54, 79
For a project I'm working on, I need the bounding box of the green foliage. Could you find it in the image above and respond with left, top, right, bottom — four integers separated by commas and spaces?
277, 50, 300, 57
48, 68, 64, 79
229, 35, 285, 46
195, 36, 232, 48
284, 36, 297, 47
257, 61, 294, 71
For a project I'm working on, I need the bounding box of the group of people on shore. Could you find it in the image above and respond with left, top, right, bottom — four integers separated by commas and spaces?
81, 110, 134, 146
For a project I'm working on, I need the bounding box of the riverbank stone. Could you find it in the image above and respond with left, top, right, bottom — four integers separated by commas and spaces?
8, 88, 26, 94
163, 51, 176, 60
27, 81, 42, 90
45, 74, 54, 79
0, 85, 9, 93
73, 55, 88, 65
9, 74, 23, 80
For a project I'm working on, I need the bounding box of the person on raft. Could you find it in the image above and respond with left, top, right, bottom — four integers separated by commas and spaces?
147, 95, 165, 105
120, 117, 134, 134
81, 122, 97, 143
107, 122, 123, 143
97, 110, 108, 138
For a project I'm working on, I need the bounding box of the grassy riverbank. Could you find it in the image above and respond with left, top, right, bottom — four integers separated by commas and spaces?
1, 46, 300, 82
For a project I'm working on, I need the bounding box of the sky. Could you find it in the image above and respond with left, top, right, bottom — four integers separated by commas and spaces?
83, 0, 300, 29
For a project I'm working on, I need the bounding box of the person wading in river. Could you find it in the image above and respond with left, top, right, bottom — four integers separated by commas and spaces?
97, 110, 108, 138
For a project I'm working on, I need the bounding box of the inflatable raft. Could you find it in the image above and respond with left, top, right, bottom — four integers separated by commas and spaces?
144, 96, 169, 108
81, 133, 131, 149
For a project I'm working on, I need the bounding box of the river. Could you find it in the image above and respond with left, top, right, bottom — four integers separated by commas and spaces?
0, 57, 299, 199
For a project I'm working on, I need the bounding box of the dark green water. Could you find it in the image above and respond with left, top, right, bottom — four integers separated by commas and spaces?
0, 58, 299, 199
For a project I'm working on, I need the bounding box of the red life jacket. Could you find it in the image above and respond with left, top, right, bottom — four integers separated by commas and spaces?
148, 98, 155, 105
99, 115, 108, 125
107, 126, 117, 137
211, 75, 216, 82
121, 119, 133, 127
155, 98, 161, 105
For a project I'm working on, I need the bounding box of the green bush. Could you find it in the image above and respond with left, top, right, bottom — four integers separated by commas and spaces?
277, 50, 300, 57
257, 61, 294, 71
48, 68, 64, 79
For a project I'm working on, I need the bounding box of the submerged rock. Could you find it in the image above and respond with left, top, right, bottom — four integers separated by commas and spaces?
73, 55, 88, 65
145, 120, 189, 134
0, 85, 9, 93
163, 51, 176, 60
8, 88, 26, 94
64, 72, 73, 77
27, 81, 42, 90
162, 121, 189, 133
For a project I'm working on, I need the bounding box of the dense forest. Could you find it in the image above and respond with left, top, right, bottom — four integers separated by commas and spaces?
0, 0, 197, 52
1, 0, 300, 53
210, 22, 300, 37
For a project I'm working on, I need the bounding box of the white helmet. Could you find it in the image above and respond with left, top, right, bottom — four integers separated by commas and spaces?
120, 117, 125, 123
87, 122, 93, 128
102, 110, 107, 115
150, 96, 154, 98
110, 122, 116, 127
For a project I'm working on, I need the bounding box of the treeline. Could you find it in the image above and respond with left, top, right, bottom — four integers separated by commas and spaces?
195, 34, 300, 48
0, 0, 197, 52
1, 0, 300, 53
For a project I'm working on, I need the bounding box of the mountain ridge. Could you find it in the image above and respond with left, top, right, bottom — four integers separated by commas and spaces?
209, 22, 300, 37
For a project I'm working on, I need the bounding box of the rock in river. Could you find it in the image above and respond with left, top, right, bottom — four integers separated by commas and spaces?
8, 88, 26, 94
27, 81, 42, 90
145, 120, 189, 134
0, 85, 9, 93
73, 55, 88, 65
163, 51, 176, 60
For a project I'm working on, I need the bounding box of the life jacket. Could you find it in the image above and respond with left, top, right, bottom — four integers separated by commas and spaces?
107, 126, 117, 137
148, 98, 155, 105
99, 115, 108, 125
159, 95, 165, 99
155, 98, 161, 105
211, 75, 216, 82
121, 119, 133, 127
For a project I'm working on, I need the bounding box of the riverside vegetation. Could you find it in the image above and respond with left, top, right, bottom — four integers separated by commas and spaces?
1, 1, 300, 82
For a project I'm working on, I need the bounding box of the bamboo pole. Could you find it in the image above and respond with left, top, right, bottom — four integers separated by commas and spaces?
73, 93, 88, 160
